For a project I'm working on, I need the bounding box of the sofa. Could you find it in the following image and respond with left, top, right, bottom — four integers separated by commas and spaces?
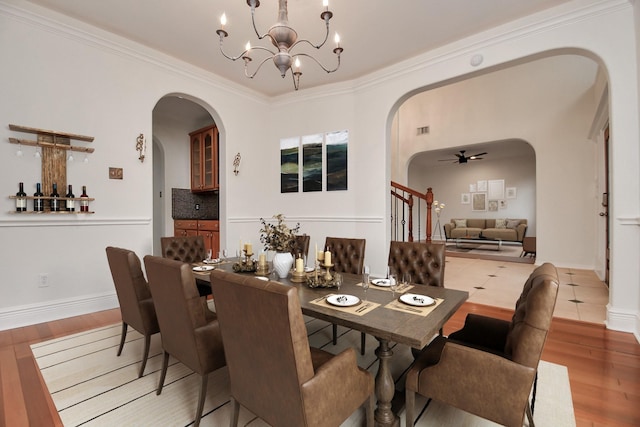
444, 218, 527, 243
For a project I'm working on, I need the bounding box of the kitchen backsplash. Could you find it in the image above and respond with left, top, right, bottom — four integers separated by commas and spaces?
172, 188, 219, 220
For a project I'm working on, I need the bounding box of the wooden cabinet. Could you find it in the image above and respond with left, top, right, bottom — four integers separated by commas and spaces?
174, 219, 219, 257
197, 220, 220, 257
190, 125, 219, 192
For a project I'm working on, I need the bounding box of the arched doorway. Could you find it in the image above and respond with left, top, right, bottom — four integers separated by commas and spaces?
151, 95, 219, 255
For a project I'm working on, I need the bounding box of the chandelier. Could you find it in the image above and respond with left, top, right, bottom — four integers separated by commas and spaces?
216, 0, 343, 91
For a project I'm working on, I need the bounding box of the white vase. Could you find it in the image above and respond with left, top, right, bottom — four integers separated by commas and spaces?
272, 252, 294, 279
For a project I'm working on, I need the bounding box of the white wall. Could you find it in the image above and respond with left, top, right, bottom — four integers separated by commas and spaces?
1, 0, 638, 338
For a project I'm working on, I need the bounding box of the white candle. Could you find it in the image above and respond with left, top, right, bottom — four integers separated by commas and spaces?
245, 242, 252, 254
295, 257, 304, 273
324, 250, 331, 265
259, 253, 266, 266
318, 250, 324, 261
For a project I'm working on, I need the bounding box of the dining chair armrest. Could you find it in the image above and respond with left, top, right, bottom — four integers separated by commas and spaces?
418, 342, 535, 427
302, 348, 374, 426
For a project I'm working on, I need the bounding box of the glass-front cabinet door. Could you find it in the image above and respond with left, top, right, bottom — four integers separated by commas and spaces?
190, 132, 202, 190
190, 125, 218, 192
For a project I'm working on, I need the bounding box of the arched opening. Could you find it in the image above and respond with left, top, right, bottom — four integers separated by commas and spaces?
389, 52, 610, 321
152, 95, 224, 255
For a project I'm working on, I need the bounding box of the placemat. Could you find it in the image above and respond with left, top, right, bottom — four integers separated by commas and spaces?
355, 281, 414, 293
310, 294, 380, 316
384, 297, 444, 317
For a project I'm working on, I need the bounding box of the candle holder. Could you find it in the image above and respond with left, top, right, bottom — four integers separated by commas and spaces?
232, 250, 257, 273
255, 262, 270, 276
290, 269, 306, 283
321, 263, 334, 281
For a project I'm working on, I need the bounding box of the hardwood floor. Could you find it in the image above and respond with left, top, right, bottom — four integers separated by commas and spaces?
1, 304, 638, 427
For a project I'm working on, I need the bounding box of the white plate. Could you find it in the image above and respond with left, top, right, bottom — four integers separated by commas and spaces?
203, 258, 220, 264
399, 294, 435, 307
255, 276, 268, 281
305, 266, 315, 273
326, 294, 361, 307
371, 278, 392, 287
192, 265, 215, 272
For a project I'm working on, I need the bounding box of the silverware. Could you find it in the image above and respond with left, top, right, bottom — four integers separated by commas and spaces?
356, 303, 370, 313
396, 303, 422, 313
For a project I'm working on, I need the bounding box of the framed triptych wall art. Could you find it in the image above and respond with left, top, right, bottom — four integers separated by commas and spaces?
280, 130, 349, 193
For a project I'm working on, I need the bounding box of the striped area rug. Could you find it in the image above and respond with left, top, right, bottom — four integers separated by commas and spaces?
32, 318, 574, 426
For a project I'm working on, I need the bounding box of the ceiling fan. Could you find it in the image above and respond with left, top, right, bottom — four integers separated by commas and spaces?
438, 150, 487, 164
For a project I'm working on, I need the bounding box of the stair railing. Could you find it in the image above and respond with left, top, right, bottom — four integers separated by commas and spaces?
390, 181, 433, 242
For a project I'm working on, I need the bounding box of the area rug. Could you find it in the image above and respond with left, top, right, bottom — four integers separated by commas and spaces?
32, 321, 574, 426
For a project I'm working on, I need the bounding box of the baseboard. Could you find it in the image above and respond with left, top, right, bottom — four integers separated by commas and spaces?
0, 292, 119, 331
606, 304, 640, 343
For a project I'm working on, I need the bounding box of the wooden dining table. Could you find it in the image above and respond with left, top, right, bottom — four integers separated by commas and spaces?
195, 259, 468, 427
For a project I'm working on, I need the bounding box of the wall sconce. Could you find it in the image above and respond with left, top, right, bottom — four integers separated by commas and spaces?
233, 152, 241, 175
136, 133, 146, 162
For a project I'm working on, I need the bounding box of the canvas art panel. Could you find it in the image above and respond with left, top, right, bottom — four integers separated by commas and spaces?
325, 130, 348, 191
280, 137, 299, 193
302, 133, 323, 192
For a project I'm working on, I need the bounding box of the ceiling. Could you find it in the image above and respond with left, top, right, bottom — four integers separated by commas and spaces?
411, 140, 535, 169
24, 0, 573, 97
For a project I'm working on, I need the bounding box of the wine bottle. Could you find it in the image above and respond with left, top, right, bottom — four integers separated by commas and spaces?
65, 184, 75, 212
16, 182, 27, 212
34, 183, 44, 212
50, 183, 60, 212
80, 185, 89, 212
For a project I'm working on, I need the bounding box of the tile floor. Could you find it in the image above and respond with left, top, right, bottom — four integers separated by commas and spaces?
443, 255, 608, 324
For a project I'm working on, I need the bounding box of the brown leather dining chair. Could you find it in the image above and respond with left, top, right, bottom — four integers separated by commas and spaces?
405, 263, 559, 427
210, 269, 375, 427
105, 246, 160, 378
380, 241, 447, 355
160, 235, 212, 298
387, 241, 446, 288
290, 234, 311, 259
143, 255, 226, 427
324, 237, 366, 351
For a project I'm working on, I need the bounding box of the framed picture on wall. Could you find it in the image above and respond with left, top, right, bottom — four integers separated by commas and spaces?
461, 193, 470, 204
499, 199, 507, 209
488, 179, 505, 200
506, 187, 517, 198
488, 200, 498, 211
477, 180, 488, 192
469, 183, 477, 193
472, 192, 487, 211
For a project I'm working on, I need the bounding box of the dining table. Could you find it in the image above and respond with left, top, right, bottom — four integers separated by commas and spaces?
194, 258, 469, 427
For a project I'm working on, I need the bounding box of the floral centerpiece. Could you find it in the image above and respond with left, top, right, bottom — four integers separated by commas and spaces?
259, 214, 300, 252
259, 214, 301, 278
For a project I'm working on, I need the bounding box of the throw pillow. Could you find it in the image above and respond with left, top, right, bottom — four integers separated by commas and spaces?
506, 219, 521, 229
495, 219, 507, 229
454, 219, 467, 228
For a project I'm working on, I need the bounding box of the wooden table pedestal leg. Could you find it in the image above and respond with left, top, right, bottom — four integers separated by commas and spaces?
374, 338, 399, 427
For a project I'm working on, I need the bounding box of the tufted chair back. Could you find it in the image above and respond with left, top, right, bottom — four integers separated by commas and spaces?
210, 269, 374, 427
160, 236, 206, 264
387, 241, 445, 287
290, 234, 310, 259
324, 237, 366, 275
504, 262, 559, 368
